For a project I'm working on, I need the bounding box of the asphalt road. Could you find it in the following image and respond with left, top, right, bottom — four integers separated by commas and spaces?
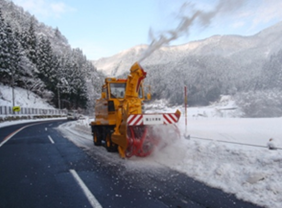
0, 120, 262, 208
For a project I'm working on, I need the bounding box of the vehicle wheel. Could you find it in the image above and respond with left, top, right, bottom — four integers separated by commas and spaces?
105, 133, 116, 152
93, 129, 101, 146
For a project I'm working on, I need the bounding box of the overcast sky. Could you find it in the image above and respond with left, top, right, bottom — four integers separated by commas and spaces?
11, 0, 282, 60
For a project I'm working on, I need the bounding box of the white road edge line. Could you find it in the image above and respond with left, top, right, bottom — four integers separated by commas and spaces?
0, 123, 38, 147
69, 169, 103, 208
48, 135, 55, 144
0, 126, 26, 147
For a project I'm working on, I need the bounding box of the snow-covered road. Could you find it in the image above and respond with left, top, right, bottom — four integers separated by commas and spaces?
59, 113, 282, 208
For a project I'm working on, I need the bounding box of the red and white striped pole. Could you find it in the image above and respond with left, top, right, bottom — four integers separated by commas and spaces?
184, 86, 190, 139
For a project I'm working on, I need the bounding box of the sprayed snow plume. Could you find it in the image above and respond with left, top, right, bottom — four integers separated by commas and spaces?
139, 0, 247, 62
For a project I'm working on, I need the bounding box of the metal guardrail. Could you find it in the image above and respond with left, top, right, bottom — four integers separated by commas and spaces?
188, 135, 282, 150
0, 106, 67, 116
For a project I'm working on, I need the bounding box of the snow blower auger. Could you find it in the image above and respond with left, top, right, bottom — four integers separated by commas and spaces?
90, 62, 181, 158
125, 112, 181, 158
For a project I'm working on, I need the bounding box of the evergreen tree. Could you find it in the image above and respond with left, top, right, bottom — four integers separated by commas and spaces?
0, 12, 21, 85
0, 9, 9, 83
262, 50, 282, 90
37, 36, 58, 92
5, 23, 21, 83
55, 50, 89, 109
20, 21, 38, 66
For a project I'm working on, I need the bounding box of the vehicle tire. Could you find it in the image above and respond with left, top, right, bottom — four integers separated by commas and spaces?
105, 133, 117, 152
93, 129, 102, 146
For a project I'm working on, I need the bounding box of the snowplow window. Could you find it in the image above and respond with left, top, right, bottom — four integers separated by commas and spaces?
102, 86, 108, 99
110, 83, 126, 98
138, 86, 143, 98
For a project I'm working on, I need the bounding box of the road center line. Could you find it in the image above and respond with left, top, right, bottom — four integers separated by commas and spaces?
69, 169, 102, 208
48, 135, 55, 144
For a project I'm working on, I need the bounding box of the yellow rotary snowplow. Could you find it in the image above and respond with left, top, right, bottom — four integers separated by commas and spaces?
90, 62, 181, 158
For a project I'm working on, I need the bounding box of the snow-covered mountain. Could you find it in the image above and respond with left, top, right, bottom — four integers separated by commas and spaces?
92, 21, 282, 77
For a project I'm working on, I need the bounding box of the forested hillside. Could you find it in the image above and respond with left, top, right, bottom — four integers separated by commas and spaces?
0, 0, 104, 111
141, 49, 282, 117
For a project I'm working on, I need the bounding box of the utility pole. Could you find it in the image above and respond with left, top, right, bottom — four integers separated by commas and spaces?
58, 87, 61, 109
12, 74, 15, 114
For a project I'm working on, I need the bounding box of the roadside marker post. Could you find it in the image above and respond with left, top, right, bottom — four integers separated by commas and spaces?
184, 86, 190, 139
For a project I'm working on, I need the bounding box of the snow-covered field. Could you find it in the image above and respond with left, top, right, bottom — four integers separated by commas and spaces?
60, 100, 282, 208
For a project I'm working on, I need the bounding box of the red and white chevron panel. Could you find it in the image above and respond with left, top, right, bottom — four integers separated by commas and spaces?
163, 113, 179, 124
127, 114, 144, 126
127, 113, 180, 126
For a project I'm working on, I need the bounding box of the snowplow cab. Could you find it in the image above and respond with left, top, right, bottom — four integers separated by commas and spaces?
94, 77, 145, 126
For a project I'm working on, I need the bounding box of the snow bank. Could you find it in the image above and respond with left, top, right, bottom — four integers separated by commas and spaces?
151, 134, 282, 208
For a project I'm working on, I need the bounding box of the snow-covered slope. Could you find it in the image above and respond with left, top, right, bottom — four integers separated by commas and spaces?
92, 21, 282, 76
0, 84, 55, 109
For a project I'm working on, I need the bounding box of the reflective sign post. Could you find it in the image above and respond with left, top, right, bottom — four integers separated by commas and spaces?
13, 106, 21, 112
